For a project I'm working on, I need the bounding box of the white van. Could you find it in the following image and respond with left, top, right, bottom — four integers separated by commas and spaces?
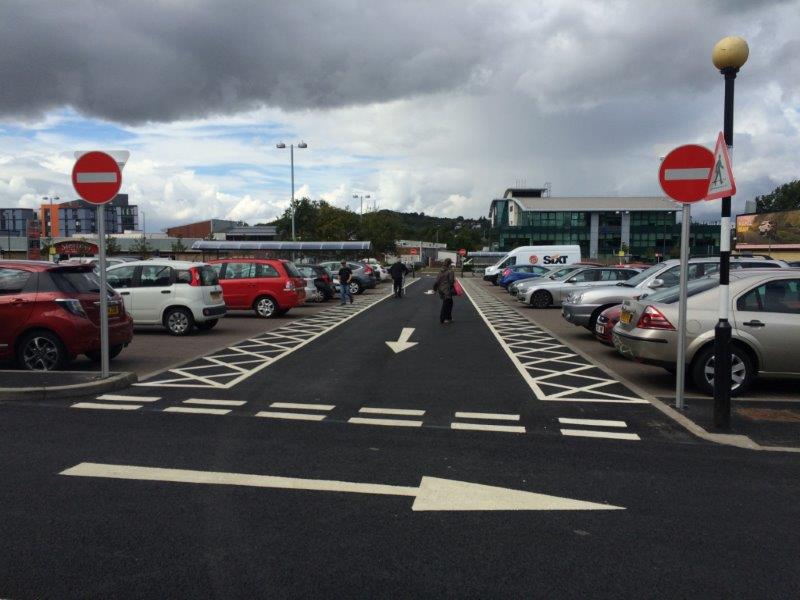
483, 245, 582, 284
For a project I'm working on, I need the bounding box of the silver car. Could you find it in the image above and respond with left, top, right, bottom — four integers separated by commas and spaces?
518, 266, 641, 309
612, 269, 800, 396
511, 265, 599, 298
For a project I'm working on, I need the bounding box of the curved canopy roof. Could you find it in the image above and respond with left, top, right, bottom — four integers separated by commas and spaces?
191, 240, 371, 251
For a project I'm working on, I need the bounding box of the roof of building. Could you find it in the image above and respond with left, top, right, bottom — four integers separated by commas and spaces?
503, 188, 548, 198
492, 196, 680, 212
224, 225, 277, 236
191, 240, 371, 251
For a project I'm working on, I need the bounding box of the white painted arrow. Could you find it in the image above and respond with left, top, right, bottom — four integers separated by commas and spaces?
386, 327, 417, 353
59, 462, 624, 512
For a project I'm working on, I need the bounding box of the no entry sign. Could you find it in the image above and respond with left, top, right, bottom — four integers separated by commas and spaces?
658, 145, 715, 203
71, 151, 121, 204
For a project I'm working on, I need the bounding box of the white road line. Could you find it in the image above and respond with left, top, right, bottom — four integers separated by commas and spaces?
256, 411, 327, 421
72, 402, 142, 411
183, 399, 246, 407
270, 402, 334, 411
359, 407, 426, 416
348, 417, 423, 428
560, 429, 641, 441
97, 394, 160, 403
163, 407, 231, 415
451, 422, 526, 434
454, 411, 520, 421
542, 397, 650, 404
558, 418, 628, 428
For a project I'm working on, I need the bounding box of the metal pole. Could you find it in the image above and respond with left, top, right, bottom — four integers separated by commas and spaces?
675, 203, 691, 410
713, 67, 737, 429
290, 144, 295, 241
97, 203, 110, 378
360, 195, 363, 221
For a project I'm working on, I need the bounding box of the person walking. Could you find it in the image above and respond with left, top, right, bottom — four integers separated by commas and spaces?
338, 260, 354, 305
433, 258, 455, 324
388, 258, 409, 298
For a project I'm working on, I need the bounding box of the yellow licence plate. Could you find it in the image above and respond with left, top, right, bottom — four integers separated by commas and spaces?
107, 304, 119, 317
620, 310, 632, 324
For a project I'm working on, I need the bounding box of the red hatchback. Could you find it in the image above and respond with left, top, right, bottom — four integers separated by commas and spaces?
0, 261, 133, 370
209, 259, 306, 318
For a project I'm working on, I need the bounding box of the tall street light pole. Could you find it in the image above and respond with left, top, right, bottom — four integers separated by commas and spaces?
353, 193, 371, 221
711, 36, 749, 430
277, 141, 308, 241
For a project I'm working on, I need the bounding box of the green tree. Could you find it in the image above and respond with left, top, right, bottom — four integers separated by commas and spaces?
105, 235, 121, 256
359, 211, 403, 255
130, 236, 151, 259
755, 180, 800, 213
170, 235, 187, 254
317, 203, 359, 240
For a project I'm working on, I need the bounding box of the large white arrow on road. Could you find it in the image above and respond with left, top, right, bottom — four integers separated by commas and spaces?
61, 462, 624, 512
386, 327, 417, 353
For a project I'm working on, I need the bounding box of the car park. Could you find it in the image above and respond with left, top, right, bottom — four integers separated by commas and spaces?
498, 264, 552, 288
612, 270, 800, 396
0, 260, 133, 370
107, 259, 226, 334
518, 266, 641, 309
561, 256, 790, 332
318, 261, 377, 295
208, 258, 306, 318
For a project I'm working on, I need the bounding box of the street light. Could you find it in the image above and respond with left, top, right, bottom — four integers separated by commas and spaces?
353, 193, 371, 220
276, 141, 308, 241
711, 35, 749, 429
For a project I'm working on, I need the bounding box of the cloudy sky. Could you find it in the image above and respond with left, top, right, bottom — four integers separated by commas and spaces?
1, 0, 798, 231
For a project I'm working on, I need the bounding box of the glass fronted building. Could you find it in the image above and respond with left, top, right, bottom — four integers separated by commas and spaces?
489, 188, 720, 260
0, 208, 36, 238
39, 194, 138, 237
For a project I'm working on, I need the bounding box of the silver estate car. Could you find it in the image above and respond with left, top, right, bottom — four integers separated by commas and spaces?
612, 269, 800, 396
518, 266, 641, 309
561, 256, 789, 331
509, 265, 585, 297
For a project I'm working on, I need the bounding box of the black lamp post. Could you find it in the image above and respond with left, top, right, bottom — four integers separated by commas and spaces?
711, 36, 749, 429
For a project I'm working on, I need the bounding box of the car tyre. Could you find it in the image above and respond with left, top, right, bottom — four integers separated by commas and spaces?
164, 307, 195, 336
196, 319, 218, 331
691, 344, 754, 397
86, 344, 124, 362
254, 296, 278, 318
530, 290, 552, 309
587, 307, 607, 331
18, 330, 67, 371
349, 281, 363, 295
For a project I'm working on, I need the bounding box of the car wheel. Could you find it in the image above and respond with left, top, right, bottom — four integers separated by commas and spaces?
196, 319, 218, 331
587, 307, 606, 331
349, 281, 362, 295
311, 288, 324, 303
86, 344, 124, 362
18, 330, 66, 371
254, 296, 277, 318
164, 307, 194, 336
530, 290, 552, 309
491, 276, 499, 286
691, 345, 754, 397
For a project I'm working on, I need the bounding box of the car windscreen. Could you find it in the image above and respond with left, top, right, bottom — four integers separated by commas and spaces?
619, 263, 665, 287
283, 262, 302, 278
199, 265, 219, 286
642, 276, 719, 304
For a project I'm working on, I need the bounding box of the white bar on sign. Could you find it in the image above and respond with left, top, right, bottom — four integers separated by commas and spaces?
664, 168, 710, 181
76, 172, 118, 183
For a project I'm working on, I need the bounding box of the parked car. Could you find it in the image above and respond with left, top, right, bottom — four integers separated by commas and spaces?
518, 266, 641, 308
561, 256, 790, 332
594, 304, 622, 345
207, 258, 306, 318
107, 260, 226, 335
296, 264, 335, 302
510, 264, 595, 298
362, 258, 390, 282
0, 260, 133, 370
498, 264, 553, 289
612, 269, 800, 396
318, 261, 377, 295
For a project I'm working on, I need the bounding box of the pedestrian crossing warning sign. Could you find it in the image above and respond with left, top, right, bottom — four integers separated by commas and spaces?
706, 131, 736, 200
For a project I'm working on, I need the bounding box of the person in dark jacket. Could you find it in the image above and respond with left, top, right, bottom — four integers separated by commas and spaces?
388, 259, 409, 298
338, 260, 353, 305
433, 258, 455, 323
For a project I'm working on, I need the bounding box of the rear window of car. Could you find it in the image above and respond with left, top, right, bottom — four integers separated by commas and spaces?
0, 268, 32, 294
738, 261, 780, 269
51, 270, 102, 293
199, 265, 219, 286
282, 262, 302, 278
643, 276, 720, 303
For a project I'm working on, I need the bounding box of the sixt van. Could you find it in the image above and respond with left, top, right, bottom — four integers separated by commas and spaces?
483, 245, 582, 284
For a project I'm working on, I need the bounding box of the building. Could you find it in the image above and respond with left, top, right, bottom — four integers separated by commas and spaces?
0, 208, 36, 239
489, 187, 720, 260
39, 194, 137, 238
223, 225, 277, 241
165, 219, 242, 240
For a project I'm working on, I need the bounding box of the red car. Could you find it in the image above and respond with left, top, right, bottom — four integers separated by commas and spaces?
208, 258, 306, 318
594, 304, 622, 345
0, 260, 133, 370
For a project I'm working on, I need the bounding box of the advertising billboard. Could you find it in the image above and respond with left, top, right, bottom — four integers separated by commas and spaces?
736, 209, 800, 247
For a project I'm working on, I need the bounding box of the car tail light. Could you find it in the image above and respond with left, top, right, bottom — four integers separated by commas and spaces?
322, 273, 331, 283
636, 305, 675, 330
284, 280, 295, 291
55, 298, 88, 319
502, 268, 511, 277
188, 267, 202, 286
364, 266, 373, 275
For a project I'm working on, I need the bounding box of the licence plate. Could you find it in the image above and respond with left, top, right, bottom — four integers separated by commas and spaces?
620, 310, 632, 324
595, 324, 605, 334
107, 304, 119, 317
211, 291, 221, 300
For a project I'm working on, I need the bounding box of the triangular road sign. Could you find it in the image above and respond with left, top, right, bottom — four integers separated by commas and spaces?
705, 132, 735, 200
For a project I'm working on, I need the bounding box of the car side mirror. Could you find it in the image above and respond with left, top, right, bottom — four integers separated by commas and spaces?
649, 279, 664, 289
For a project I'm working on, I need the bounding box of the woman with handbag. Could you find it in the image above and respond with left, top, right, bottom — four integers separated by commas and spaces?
433, 258, 459, 324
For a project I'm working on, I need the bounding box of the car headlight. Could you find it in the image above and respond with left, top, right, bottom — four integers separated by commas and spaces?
568, 293, 583, 304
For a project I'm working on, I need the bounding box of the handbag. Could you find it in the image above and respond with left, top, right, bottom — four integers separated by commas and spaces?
453, 279, 464, 296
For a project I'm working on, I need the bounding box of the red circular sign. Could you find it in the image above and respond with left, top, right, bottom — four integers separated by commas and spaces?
458, 248, 467, 257
658, 144, 714, 203
71, 151, 121, 204
529, 255, 538, 264
408, 248, 419, 255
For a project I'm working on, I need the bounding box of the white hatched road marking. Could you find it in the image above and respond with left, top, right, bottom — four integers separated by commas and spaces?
97, 394, 160, 403
454, 411, 520, 421
270, 402, 334, 411
558, 418, 628, 428
184, 398, 246, 407
72, 402, 142, 411
360, 407, 426, 416
164, 407, 231, 416
451, 422, 526, 434
257, 411, 327, 421
560, 429, 641, 441
136, 279, 419, 390
348, 417, 423, 428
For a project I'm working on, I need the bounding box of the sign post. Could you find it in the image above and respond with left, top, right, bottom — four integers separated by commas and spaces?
71, 151, 122, 379
658, 144, 715, 410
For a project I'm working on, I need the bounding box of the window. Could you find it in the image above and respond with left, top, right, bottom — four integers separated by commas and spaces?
198, 266, 219, 286
140, 265, 172, 287
739, 261, 780, 269
257, 263, 279, 278
737, 279, 800, 314
0, 268, 31, 294
223, 262, 257, 279
107, 265, 136, 288
600, 269, 623, 281
568, 269, 599, 283
175, 270, 192, 284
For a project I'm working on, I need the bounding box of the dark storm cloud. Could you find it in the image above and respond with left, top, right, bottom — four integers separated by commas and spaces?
0, 0, 504, 123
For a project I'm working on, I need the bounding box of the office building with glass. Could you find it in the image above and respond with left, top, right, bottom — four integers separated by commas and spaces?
39, 194, 138, 237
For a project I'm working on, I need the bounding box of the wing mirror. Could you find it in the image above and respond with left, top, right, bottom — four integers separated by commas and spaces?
648, 278, 664, 289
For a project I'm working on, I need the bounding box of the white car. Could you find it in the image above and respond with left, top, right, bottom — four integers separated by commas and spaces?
361, 258, 390, 281
106, 260, 226, 335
